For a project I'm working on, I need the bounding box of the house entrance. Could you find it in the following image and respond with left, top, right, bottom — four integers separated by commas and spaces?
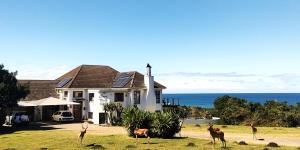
73, 101, 82, 121
99, 113, 106, 124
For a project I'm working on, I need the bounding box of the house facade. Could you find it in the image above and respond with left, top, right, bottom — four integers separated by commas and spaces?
20, 64, 166, 124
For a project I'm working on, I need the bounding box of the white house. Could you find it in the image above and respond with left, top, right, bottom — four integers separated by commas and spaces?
20, 64, 166, 124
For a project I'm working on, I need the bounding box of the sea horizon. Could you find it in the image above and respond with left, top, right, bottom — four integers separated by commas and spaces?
163, 93, 300, 108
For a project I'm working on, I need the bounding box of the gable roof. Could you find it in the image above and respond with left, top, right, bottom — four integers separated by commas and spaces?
18, 80, 59, 101
56, 65, 166, 89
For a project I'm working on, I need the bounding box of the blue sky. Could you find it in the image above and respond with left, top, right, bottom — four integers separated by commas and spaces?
1, 0, 300, 93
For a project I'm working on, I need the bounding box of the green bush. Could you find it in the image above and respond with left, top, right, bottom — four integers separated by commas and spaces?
122, 106, 153, 136
122, 106, 181, 138
214, 95, 250, 125
152, 111, 181, 138
213, 95, 300, 127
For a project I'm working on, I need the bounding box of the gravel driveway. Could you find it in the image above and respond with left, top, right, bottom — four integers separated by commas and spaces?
34, 122, 127, 135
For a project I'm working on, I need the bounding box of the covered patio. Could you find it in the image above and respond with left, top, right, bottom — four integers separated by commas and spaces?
18, 97, 79, 121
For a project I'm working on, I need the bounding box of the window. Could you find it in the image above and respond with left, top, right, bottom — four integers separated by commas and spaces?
114, 93, 124, 102
155, 90, 161, 103
88, 112, 93, 119
62, 112, 72, 117
89, 93, 95, 101
64, 91, 68, 97
134, 91, 140, 104
73, 91, 83, 98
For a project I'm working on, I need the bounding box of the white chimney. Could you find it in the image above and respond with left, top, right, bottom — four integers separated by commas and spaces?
144, 63, 156, 112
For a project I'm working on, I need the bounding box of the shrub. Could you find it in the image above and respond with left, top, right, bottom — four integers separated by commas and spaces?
212, 96, 300, 127
122, 106, 181, 138
214, 96, 250, 125
152, 111, 181, 138
122, 106, 152, 136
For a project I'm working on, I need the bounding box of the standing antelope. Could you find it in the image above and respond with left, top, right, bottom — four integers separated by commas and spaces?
208, 124, 226, 148
251, 124, 257, 140
79, 122, 88, 144
133, 128, 150, 144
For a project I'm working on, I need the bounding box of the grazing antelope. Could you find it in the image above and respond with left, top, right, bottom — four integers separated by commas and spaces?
251, 124, 257, 140
133, 128, 150, 144
208, 124, 226, 148
79, 122, 88, 144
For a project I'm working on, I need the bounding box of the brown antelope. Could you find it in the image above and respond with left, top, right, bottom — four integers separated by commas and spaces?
79, 122, 88, 144
133, 128, 150, 144
208, 124, 226, 148
250, 124, 257, 140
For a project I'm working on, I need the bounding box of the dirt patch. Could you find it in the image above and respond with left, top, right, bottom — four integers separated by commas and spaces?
39, 122, 127, 135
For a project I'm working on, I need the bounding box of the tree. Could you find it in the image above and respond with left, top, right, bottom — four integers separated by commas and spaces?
0, 64, 28, 125
103, 102, 124, 125
214, 95, 251, 125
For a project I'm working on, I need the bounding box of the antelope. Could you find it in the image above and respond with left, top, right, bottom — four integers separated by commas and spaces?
79, 122, 88, 144
251, 124, 257, 140
208, 124, 226, 148
133, 128, 150, 144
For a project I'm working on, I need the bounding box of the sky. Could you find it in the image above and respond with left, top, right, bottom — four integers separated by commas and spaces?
1, 0, 300, 93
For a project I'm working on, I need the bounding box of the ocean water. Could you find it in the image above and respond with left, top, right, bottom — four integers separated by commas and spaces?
163, 93, 300, 108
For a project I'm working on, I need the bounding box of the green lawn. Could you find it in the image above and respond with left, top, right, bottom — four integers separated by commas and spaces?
182, 124, 300, 137
0, 130, 297, 150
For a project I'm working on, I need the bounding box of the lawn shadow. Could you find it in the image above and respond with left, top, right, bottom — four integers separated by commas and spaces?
86, 143, 105, 149
169, 137, 188, 139
141, 142, 159, 145
0, 122, 63, 135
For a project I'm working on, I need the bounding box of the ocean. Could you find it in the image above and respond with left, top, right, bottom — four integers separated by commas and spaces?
163, 93, 300, 108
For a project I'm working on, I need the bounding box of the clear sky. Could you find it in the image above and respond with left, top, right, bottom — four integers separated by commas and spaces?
1, 0, 300, 93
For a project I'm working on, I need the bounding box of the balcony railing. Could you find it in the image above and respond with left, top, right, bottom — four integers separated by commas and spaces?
162, 98, 180, 107
72, 97, 85, 101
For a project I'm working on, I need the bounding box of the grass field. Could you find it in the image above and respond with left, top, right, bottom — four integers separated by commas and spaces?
182, 124, 300, 137
0, 129, 298, 150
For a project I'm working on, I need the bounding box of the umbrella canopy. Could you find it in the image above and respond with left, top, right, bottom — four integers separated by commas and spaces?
18, 97, 80, 106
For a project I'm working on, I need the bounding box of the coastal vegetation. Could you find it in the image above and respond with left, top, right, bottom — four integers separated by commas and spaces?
181, 95, 300, 127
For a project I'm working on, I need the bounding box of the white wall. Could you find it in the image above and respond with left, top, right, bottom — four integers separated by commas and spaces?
57, 86, 163, 124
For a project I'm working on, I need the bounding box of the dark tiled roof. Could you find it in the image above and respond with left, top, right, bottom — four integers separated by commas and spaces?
56, 65, 166, 89
56, 65, 119, 88
18, 80, 59, 101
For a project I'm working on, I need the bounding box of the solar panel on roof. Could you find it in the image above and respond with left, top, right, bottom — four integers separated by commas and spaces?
118, 73, 131, 78
56, 78, 72, 88
113, 73, 132, 87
